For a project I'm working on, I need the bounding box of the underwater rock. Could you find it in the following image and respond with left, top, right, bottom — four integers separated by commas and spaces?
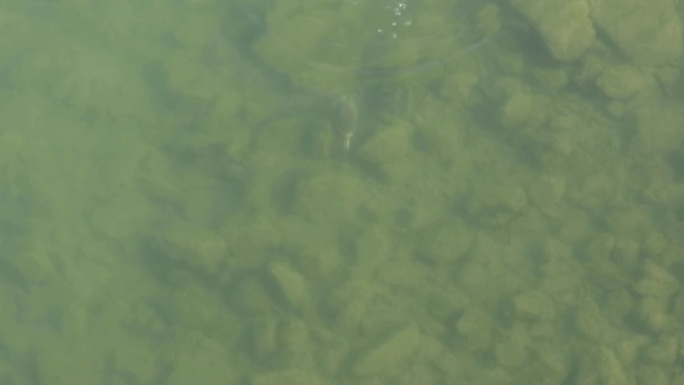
294, 174, 370, 224
151, 223, 228, 275
467, 182, 528, 226
251, 369, 324, 385
417, 219, 473, 264
589, 0, 682, 65
268, 261, 311, 310
632, 105, 684, 155
513, 291, 556, 321
636, 262, 679, 299
353, 323, 421, 376
528, 175, 566, 218
510, 0, 595, 62
325, 280, 375, 331
358, 119, 415, 182
596, 64, 649, 100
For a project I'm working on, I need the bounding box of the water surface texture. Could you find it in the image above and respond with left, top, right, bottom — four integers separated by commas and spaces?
0, 0, 683, 384
246, 0, 499, 92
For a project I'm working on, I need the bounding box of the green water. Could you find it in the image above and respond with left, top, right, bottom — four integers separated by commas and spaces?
0, 0, 682, 384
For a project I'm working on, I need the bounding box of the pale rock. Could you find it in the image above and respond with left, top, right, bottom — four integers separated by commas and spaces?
353, 324, 421, 376
596, 64, 649, 99
598, 347, 629, 385
538, 1, 595, 61
268, 261, 311, 309
589, 0, 682, 65
636, 262, 679, 299
513, 291, 555, 320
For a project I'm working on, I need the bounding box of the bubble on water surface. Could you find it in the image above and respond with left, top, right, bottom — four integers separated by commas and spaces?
245, 0, 499, 90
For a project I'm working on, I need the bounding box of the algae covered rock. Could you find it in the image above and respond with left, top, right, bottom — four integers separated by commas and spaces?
635, 262, 679, 299
417, 219, 473, 264
268, 261, 311, 310
358, 119, 416, 181
288, 228, 342, 279
499, 88, 536, 128
112, 344, 157, 385
642, 231, 669, 257
597, 347, 629, 385
294, 173, 372, 223
13, 244, 58, 285
596, 64, 650, 100
510, 0, 595, 62
172, 12, 219, 49
575, 346, 628, 385
163, 49, 214, 101
166, 335, 242, 385
537, 1, 595, 62
153, 224, 228, 273
638, 297, 678, 334
91, 193, 154, 239
251, 369, 325, 385
574, 298, 618, 343
353, 323, 421, 376
589, 0, 682, 65
467, 182, 528, 226
36, 345, 102, 384
632, 105, 684, 154
513, 291, 556, 321
236, 276, 277, 315
494, 335, 528, 368
353, 225, 391, 273
643, 337, 679, 365
248, 317, 279, 360
454, 305, 495, 351
528, 175, 566, 218
325, 280, 375, 331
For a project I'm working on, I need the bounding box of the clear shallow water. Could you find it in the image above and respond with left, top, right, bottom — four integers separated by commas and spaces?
1, 0, 683, 384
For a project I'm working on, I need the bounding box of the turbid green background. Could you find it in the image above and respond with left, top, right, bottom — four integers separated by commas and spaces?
0, 0, 682, 384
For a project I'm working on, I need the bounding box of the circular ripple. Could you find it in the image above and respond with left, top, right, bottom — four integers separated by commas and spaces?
244, 0, 498, 91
